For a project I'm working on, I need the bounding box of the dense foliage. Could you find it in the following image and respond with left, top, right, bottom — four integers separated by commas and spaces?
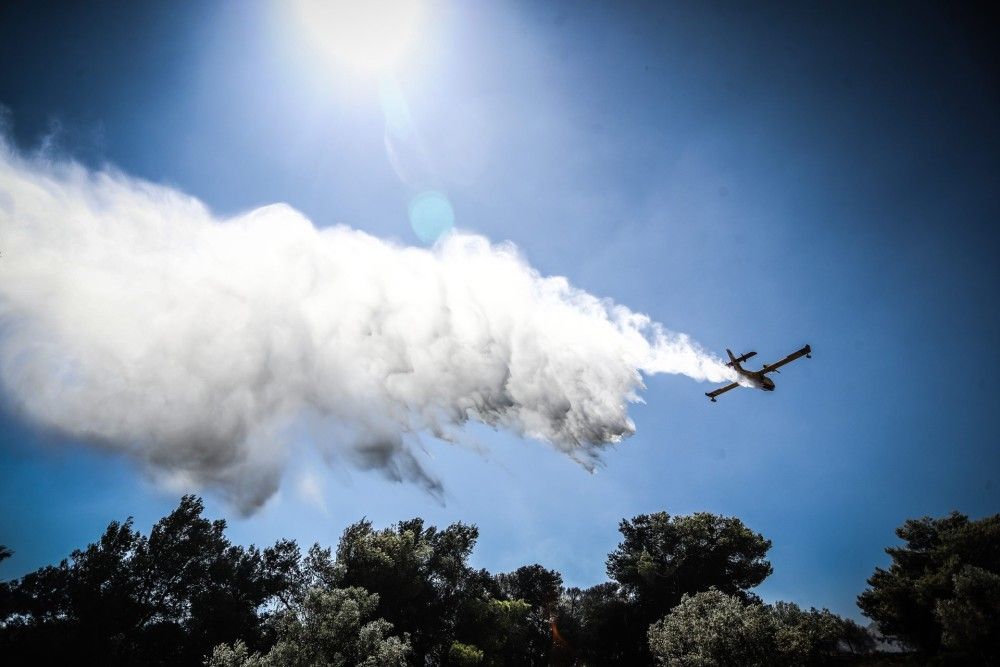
208, 586, 411, 666
602, 511, 773, 662
648, 588, 779, 666
607, 512, 774, 609
1, 499, 995, 665
647, 590, 872, 666
857, 511, 1000, 661
0, 496, 299, 665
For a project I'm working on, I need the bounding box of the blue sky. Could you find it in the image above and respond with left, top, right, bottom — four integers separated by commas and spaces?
1, 1, 998, 621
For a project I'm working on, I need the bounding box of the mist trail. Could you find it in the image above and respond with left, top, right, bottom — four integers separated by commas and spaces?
0, 142, 733, 512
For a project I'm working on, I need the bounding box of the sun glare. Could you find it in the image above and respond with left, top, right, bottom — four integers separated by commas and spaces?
293, 0, 423, 73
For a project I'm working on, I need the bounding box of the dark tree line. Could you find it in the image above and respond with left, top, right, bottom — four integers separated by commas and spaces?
1, 498, 997, 665
0, 497, 300, 664
857, 511, 1000, 663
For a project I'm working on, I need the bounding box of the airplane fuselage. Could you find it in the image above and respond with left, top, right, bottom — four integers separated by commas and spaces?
739, 369, 775, 391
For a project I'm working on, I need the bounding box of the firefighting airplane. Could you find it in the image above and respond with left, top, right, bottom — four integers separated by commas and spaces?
705, 344, 812, 402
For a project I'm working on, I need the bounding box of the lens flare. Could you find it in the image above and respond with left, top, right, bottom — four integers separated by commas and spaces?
409, 190, 455, 243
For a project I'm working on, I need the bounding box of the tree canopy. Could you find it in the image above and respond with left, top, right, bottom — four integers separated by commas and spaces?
332, 517, 481, 661
934, 564, 1000, 662
208, 586, 411, 667
857, 511, 1000, 658
602, 511, 773, 662
554, 581, 640, 665
607, 511, 773, 609
0, 495, 300, 665
648, 588, 779, 667
647, 589, 863, 667
7, 499, 992, 666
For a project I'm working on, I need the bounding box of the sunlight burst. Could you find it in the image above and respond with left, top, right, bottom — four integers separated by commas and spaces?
293, 0, 423, 73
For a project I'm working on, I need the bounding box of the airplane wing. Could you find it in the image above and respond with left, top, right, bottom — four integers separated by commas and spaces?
705, 382, 740, 402
761, 344, 811, 374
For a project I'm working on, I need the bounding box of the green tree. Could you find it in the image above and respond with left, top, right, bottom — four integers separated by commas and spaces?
554, 582, 639, 666
935, 565, 1000, 662
770, 601, 849, 664
0, 496, 302, 665
857, 511, 1000, 655
496, 564, 562, 613
494, 564, 563, 665
608, 512, 773, 611
448, 641, 485, 665
208, 586, 410, 667
647, 589, 779, 667
333, 517, 480, 662
454, 597, 534, 666
648, 590, 865, 667
605, 511, 772, 663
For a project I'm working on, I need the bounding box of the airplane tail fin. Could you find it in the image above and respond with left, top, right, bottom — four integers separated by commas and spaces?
725, 348, 746, 371
725, 348, 756, 370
